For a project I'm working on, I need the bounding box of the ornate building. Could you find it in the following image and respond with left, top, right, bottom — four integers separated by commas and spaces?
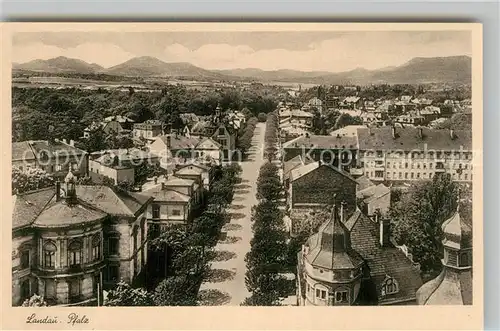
416, 204, 473, 305
12, 169, 152, 306
297, 197, 423, 306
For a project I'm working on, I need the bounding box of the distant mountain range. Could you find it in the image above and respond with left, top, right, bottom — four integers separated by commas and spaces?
13, 55, 472, 85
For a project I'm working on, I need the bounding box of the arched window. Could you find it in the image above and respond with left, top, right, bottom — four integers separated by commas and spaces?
68, 240, 83, 267
92, 234, 101, 261
43, 241, 57, 269
381, 277, 399, 296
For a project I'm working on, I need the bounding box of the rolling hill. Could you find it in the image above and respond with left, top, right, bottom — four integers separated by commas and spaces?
13, 56, 104, 74
103, 56, 228, 79
13, 55, 471, 85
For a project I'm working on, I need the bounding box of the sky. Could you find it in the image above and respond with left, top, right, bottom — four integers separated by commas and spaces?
12, 31, 472, 72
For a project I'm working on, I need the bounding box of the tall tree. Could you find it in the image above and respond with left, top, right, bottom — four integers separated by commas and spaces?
390, 174, 458, 274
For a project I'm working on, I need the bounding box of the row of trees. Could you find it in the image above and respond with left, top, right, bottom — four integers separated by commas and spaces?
263, 112, 279, 161
12, 84, 282, 143
311, 109, 363, 135
105, 163, 242, 306
243, 117, 292, 306
236, 117, 258, 157
298, 84, 471, 104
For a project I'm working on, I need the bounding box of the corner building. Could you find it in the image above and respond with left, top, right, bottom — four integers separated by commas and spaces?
12, 169, 152, 306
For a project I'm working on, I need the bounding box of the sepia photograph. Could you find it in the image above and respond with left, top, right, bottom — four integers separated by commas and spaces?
2, 22, 483, 330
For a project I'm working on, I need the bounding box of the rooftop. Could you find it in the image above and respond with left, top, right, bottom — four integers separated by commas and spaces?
357, 127, 472, 151
282, 134, 358, 150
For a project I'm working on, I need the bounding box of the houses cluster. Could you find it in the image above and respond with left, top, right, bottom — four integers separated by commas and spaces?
276, 130, 472, 307
282, 125, 473, 184
277, 102, 314, 141
11, 107, 248, 307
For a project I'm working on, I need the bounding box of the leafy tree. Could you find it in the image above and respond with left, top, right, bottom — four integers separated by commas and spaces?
12, 166, 54, 195
104, 282, 155, 306
435, 112, 472, 131
257, 112, 267, 122
256, 175, 282, 202
22, 294, 48, 307
334, 113, 363, 130
390, 174, 458, 274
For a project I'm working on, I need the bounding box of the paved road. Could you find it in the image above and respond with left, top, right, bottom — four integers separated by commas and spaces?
198, 122, 266, 306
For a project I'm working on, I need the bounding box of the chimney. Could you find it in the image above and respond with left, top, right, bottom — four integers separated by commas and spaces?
69, 139, 75, 147
166, 135, 171, 149
376, 209, 390, 247
55, 181, 61, 201
418, 127, 424, 139
340, 201, 347, 224
391, 126, 397, 139
449, 129, 455, 140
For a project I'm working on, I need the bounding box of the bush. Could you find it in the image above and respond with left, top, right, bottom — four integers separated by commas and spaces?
257, 112, 267, 122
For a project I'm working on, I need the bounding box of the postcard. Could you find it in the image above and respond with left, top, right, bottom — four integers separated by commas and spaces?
1, 22, 483, 330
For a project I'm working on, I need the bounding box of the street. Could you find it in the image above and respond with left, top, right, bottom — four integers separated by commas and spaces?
198, 122, 266, 306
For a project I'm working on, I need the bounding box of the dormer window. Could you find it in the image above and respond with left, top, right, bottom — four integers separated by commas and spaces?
381, 277, 399, 296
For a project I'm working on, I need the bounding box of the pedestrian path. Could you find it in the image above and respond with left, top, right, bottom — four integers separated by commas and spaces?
198, 123, 266, 306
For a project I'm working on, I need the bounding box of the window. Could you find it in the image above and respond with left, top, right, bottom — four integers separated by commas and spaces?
21, 279, 30, 300
387, 162, 390, 168
387, 172, 391, 179
56, 164, 62, 171
43, 241, 56, 269
218, 128, 225, 135
417, 173, 420, 179
381, 277, 399, 295
423, 163, 427, 169
417, 163, 421, 169
152, 204, 160, 219
316, 289, 327, 300
108, 237, 119, 255
399, 172, 402, 179
69, 278, 80, 298
405, 162, 408, 169
92, 234, 101, 261
430, 163, 433, 169
20, 249, 30, 269
393, 172, 396, 178
460, 252, 469, 267
68, 240, 82, 267
447, 249, 458, 266
45, 279, 56, 299
405, 172, 408, 179
464, 174, 468, 180
172, 209, 181, 216
335, 290, 349, 303
410, 172, 414, 179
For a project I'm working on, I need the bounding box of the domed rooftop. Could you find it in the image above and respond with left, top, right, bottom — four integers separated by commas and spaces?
304, 202, 364, 270
416, 205, 473, 305
441, 210, 472, 250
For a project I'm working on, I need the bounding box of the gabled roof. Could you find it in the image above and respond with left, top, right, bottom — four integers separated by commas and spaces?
142, 185, 190, 203
196, 137, 222, 150
76, 185, 151, 217
28, 140, 87, 158
163, 176, 195, 187
346, 211, 423, 303
356, 175, 375, 192
283, 155, 314, 181
12, 141, 36, 162
158, 135, 201, 150
290, 162, 357, 183
175, 165, 204, 176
